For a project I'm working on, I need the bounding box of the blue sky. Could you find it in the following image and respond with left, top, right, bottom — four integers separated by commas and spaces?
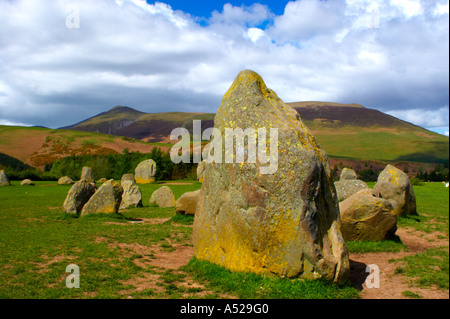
146, 0, 289, 18
0, 0, 449, 136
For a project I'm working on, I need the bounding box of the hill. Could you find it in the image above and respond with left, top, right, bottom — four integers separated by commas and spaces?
1, 102, 448, 173
0, 125, 170, 169
289, 102, 449, 164
61, 106, 215, 143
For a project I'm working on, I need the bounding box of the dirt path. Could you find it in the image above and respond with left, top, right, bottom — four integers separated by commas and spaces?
350, 228, 449, 299
112, 222, 448, 299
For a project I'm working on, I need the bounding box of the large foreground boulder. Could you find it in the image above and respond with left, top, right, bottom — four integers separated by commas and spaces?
120, 179, 143, 209
81, 180, 123, 217
193, 70, 350, 283
58, 176, 74, 185
63, 180, 97, 215
340, 189, 397, 241
149, 186, 175, 208
373, 165, 417, 217
334, 179, 369, 201
135, 159, 156, 184
0, 170, 11, 186
175, 189, 201, 215
80, 167, 95, 183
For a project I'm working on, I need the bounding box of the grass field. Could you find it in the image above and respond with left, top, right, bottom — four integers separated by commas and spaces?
0, 180, 448, 299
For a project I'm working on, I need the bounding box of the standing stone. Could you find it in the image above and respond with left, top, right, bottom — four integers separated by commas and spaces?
80, 180, 123, 217
340, 189, 397, 241
58, 176, 74, 185
80, 167, 95, 183
20, 179, 35, 186
197, 161, 207, 183
175, 189, 201, 215
193, 70, 349, 283
149, 186, 175, 208
334, 179, 369, 201
340, 168, 357, 181
120, 179, 143, 209
0, 170, 11, 186
63, 180, 97, 215
98, 178, 107, 184
135, 159, 156, 184
373, 165, 417, 217
121, 173, 135, 184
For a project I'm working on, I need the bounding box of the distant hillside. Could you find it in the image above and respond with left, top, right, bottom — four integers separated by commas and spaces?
0, 125, 169, 169
61, 106, 215, 143
289, 102, 449, 164
1, 102, 448, 171
289, 101, 411, 128
60, 105, 146, 135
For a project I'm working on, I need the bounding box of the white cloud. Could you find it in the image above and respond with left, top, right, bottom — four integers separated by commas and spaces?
0, 0, 448, 132
0, 119, 32, 127
386, 107, 450, 128
247, 27, 265, 42
210, 3, 272, 26
269, 0, 347, 41
433, 0, 449, 16
390, 0, 423, 18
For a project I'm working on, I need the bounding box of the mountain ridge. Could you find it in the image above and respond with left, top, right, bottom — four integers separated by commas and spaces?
1, 102, 447, 170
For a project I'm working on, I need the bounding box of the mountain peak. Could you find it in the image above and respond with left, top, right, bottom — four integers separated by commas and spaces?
109, 105, 141, 113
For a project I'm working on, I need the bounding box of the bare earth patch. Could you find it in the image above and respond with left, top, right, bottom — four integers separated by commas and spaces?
111, 240, 233, 298
350, 228, 449, 299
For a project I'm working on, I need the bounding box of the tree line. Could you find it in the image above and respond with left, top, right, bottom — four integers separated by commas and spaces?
1, 148, 198, 181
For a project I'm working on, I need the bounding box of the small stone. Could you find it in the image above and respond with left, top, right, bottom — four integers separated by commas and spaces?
81, 180, 123, 217
20, 179, 34, 186
58, 176, 74, 185
149, 186, 175, 208
120, 179, 143, 209
63, 180, 97, 215
340, 189, 397, 241
0, 170, 11, 186
373, 164, 417, 216
80, 167, 95, 183
175, 190, 201, 215
135, 160, 156, 184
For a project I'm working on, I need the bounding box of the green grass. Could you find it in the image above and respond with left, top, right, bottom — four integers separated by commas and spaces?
312, 128, 449, 163
397, 182, 449, 235
182, 258, 359, 299
390, 247, 449, 290
402, 290, 423, 299
346, 236, 408, 254
0, 181, 198, 299
0, 180, 448, 299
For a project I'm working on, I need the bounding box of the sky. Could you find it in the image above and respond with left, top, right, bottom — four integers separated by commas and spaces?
0, 0, 449, 136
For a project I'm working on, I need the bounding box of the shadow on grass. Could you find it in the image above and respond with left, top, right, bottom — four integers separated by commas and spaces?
56, 212, 142, 222
182, 257, 359, 299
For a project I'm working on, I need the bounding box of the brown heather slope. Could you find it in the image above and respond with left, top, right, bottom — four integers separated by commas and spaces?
0, 125, 169, 170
